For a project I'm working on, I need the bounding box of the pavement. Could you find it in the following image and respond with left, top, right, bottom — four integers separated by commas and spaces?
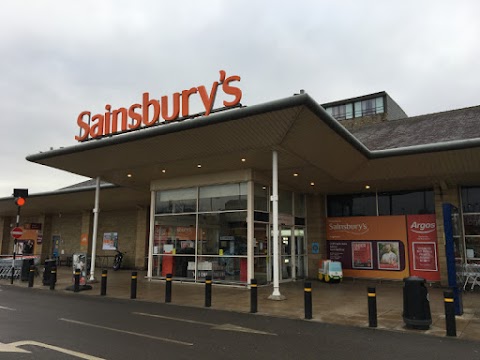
2, 266, 480, 342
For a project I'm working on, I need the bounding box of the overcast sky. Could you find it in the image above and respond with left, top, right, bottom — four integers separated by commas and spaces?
1, 1, 479, 198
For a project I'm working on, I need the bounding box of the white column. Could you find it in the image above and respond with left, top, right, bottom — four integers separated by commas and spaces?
247, 180, 254, 285
291, 226, 296, 280
89, 177, 100, 282
269, 150, 285, 300
147, 190, 156, 279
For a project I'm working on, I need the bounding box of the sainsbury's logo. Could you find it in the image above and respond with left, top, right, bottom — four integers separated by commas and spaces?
410, 221, 436, 234
329, 222, 369, 235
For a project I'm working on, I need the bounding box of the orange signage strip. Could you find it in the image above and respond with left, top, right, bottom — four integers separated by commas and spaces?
75, 70, 242, 142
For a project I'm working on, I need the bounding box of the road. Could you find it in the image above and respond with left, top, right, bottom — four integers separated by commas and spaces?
0, 285, 479, 359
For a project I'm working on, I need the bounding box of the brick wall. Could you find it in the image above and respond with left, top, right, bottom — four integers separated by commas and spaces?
339, 113, 387, 131
306, 194, 326, 279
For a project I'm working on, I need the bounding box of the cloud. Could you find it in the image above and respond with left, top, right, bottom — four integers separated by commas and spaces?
1, 0, 480, 196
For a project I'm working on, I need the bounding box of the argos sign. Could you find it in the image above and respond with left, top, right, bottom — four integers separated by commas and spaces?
75, 70, 242, 142
410, 221, 436, 234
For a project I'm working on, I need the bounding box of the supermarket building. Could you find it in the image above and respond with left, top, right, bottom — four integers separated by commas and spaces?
0, 75, 479, 288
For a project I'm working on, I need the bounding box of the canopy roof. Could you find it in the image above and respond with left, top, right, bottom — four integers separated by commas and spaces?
2, 93, 480, 216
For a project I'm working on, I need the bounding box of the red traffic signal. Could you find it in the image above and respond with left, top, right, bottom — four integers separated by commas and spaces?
15, 197, 26, 206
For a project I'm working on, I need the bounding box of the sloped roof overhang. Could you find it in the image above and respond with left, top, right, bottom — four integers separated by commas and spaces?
23, 93, 480, 199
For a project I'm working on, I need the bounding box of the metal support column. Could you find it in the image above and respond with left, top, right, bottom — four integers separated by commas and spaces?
269, 150, 285, 300
89, 177, 100, 282
147, 190, 155, 279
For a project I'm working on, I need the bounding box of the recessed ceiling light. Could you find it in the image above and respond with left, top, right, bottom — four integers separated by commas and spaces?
197, 164, 202, 168
365, 185, 370, 189
162, 169, 166, 173
293, 173, 299, 177
310, 182, 315, 186
241, 158, 246, 162
262, 186, 266, 190
127, 174, 132, 178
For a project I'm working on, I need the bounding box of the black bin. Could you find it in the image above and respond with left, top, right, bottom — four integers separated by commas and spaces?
403, 276, 432, 329
43, 259, 57, 286
21, 259, 34, 282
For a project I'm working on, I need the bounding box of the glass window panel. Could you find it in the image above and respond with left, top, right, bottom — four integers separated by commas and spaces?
154, 215, 197, 255
254, 223, 268, 255
325, 107, 333, 115
156, 188, 197, 214
378, 190, 434, 215
465, 237, 480, 260
294, 193, 305, 218
279, 190, 293, 214
345, 103, 353, 119
463, 214, 480, 235
199, 183, 247, 212
254, 184, 269, 211
327, 193, 376, 217
362, 99, 376, 116
254, 257, 268, 285
194, 256, 245, 282
376, 97, 384, 113
332, 105, 346, 120
198, 212, 247, 255
462, 187, 480, 213
354, 101, 362, 117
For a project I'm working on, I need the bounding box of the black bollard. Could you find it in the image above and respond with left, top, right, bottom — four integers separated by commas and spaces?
205, 275, 212, 307
368, 287, 377, 328
74, 268, 80, 293
28, 265, 35, 288
165, 273, 172, 303
304, 281, 312, 319
131, 271, 137, 299
130, 271, 137, 299
250, 279, 258, 313
444, 291, 456, 337
10, 265, 14, 285
101, 269, 107, 296
50, 266, 56, 290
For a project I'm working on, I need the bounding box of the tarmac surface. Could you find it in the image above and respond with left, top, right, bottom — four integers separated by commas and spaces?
2, 266, 479, 342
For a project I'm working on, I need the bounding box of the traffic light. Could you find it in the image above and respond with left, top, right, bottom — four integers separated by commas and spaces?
13, 188, 28, 207
15, 197, 26, 206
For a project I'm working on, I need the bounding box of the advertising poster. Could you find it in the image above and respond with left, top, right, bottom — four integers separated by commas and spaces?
102, 232, 118, 251
412, 242, 437, 271
407, 214, 440, 281
378, 242, 400, 270
352, 242, 373, 269
326, 216, 409, 279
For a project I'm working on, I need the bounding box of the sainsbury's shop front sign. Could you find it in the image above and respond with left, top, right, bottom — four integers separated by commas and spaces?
75, 70, 242, 142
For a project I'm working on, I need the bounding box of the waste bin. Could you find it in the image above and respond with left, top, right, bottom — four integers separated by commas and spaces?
21, 259, 34, 282
43, 259, 57, 286
403, 276, 432, 329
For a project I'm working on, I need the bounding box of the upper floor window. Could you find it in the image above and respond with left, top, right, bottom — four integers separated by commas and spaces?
325, 96, 384, 121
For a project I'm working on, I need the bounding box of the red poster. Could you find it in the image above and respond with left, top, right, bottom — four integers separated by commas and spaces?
407, 214, 440, 281
412, 242, 437, 271
352, 242, 373, 269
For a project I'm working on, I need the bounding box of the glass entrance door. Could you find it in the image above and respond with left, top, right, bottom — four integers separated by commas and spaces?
294, 228, 306, 279
280, 227, 293, 280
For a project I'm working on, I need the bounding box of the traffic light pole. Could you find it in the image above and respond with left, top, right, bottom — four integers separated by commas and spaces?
11, 205, 21, 284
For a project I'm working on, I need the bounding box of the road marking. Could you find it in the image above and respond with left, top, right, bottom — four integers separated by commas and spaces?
59, 318, 193, 346
0, 342, 30, 353
133, 312, 277, 336
0, 306, 15, 311
1, 340, 104, 359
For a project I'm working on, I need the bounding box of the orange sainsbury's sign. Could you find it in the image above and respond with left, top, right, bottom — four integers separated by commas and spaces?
75, 70, 242, 142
